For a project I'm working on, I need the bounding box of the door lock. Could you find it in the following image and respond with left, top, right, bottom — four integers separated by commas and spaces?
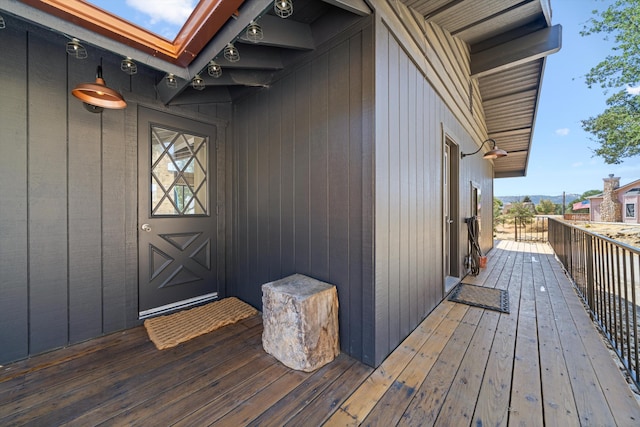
141, 223, 151, 232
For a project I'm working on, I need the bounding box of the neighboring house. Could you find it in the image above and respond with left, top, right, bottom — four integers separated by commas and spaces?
589, 175, 640, 224
0, 0, 560, 366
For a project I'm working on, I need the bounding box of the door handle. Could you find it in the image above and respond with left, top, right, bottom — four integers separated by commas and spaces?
141, 223, 151, 232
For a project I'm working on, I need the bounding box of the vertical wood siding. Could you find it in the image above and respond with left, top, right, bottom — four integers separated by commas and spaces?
232, 23, 375, 363
0, 23, 227, 364
373, 19, 494, 365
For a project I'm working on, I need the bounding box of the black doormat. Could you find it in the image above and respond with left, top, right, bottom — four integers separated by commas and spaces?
448, 283, 510, 313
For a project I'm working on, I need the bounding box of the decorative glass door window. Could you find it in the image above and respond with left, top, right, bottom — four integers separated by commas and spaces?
151, 125, 208, 216
626, 203, 635, 218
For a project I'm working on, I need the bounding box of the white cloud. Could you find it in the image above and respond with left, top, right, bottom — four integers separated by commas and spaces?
555, 128, 570, 136
126, 0, 196, 26
627, 86, 640, 95
572, 162, 583, 167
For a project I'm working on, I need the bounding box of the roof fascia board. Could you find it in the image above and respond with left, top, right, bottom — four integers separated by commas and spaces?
4, 0, 188, 77
17, 0, 245, 67
471, 24, 561, 78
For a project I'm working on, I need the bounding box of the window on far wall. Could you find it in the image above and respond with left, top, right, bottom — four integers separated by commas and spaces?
626, 203, 636, 218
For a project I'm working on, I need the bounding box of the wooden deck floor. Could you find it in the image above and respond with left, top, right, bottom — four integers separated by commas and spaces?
1, 240, 639, 426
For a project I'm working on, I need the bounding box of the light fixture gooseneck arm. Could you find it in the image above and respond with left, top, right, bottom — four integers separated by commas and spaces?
460, 138, 507, 160
461, 139, 496, 159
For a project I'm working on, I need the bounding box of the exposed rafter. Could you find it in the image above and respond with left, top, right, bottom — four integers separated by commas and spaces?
238, 15, 314, 50
471, 24, 561, 78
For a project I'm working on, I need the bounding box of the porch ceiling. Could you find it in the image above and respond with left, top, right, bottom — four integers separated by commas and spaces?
401, 0, 560, 178
2, 0, 559, 178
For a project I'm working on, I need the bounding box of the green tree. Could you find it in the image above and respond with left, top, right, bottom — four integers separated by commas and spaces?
493, 197, 504, 227
506, 201, 535, 224
522, 195, 532, 203
580, 0, 640, 164
536, 199, 557, 214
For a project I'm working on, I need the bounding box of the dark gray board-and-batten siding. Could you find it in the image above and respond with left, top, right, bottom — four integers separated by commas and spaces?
1, 12, 494, 368
0, 23, 229, 364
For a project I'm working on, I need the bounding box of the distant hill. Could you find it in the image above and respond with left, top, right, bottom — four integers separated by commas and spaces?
497, 194, 580, 206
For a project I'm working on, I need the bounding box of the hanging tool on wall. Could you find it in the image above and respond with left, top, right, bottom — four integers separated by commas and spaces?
465, 216, 482, 276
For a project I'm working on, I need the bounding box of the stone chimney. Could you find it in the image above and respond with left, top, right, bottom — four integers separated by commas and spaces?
600, 174, 622, 222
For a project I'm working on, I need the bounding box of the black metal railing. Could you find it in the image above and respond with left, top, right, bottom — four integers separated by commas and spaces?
548, 218, 640, 388
514, 216, 549, 242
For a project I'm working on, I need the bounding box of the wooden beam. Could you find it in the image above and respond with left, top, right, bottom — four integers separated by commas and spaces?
471, 24, 561, 78
168, 87, 232, 105
157, 0, 273, 104
320, 0, 371, 16
238, 15, 314, 50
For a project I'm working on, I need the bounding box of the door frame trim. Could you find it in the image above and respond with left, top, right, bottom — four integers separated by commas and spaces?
442, 126, 460, 292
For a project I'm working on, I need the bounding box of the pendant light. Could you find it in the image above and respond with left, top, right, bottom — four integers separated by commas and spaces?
72, 65, 127, 109
224, 43, 240, 62
166, 73, 178, 88
246, 21, 263, 42
274, 0, 293, 18
207, 60, 222, 78
66, 38, 87, 59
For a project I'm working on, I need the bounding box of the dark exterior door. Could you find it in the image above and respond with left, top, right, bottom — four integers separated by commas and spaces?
138, 107, 218, 318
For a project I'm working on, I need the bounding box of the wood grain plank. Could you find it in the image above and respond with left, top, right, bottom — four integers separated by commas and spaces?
545, 250, 640, 426
324, 301, 458, 426
435, 311, 500, 425
249, 354, 356, 427
543, 250, 618, 426
373, 16, 391, 366
362, 303, 469, 426
473, 241, 523, 426
284, 362, 373, 426
267, 80, 282, 281
279, 73, 296, 278
397, 308, 483, 426
533, 245, 580, 426
1, 322, 257, 425
509, 247, 544, 427
67, 47, 103, 344
0, 22, 29, 364
27, 31, 69, 355
309, 51, 330, 280
70, 330, 265, 425
294, 63, 312, 276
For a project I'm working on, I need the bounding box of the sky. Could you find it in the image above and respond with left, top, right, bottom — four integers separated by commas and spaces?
494, 0, 640, 197
88, 0, 639, 197
88, 0, 196, 40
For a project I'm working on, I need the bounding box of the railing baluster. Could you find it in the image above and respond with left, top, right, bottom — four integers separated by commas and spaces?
546, 218, 640, 389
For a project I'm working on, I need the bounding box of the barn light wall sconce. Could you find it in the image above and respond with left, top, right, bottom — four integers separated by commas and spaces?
72, 64, 127, 109
0, 15, 7, 29
461, 138, 507, 160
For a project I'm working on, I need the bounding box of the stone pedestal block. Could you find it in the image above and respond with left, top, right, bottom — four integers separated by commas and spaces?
262, 274, 339, 372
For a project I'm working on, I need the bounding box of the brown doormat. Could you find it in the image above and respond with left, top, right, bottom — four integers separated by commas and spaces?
144, 297, 259, 350
448, 283, 510, 313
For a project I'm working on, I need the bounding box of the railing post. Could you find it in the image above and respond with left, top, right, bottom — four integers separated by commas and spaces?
585, 234, 595, 319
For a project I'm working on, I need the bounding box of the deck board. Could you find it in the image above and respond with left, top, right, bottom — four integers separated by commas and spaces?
1, 241, 638, 426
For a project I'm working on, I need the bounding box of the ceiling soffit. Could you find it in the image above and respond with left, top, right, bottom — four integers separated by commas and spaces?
400, 0, 560, 178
